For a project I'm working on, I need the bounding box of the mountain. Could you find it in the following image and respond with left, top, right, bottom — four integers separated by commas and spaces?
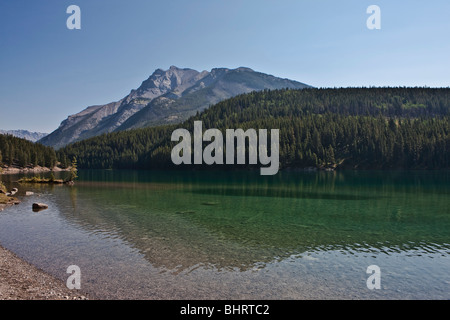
117, 67, 311, 131
39, 66, 310, 149
0, 130, 48, 142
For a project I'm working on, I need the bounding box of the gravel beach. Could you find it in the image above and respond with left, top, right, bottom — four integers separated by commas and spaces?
0, 244, 89, 300
1, 175, 89, 300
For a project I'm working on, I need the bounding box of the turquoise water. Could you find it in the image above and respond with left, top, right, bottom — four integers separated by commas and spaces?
0, 170, 449, 299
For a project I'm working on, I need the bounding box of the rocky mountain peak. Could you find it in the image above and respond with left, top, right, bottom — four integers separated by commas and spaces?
39, 66, 311, 148
133, 66, 201, 99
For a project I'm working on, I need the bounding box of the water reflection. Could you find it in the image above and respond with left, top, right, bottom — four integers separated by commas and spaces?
16, 170, 446, 273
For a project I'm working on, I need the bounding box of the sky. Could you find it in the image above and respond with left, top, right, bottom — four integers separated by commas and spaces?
0, 0, 449, 133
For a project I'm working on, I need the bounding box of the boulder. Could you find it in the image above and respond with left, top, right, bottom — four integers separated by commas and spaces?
32, 203, 49, 211
25, 191, 34, 196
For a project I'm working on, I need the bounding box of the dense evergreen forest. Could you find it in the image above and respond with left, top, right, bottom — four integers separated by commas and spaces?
60, 87, 450, 170
0, 134, 59, 168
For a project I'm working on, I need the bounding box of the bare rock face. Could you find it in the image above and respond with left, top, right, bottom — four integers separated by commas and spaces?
39, 66, 311, 148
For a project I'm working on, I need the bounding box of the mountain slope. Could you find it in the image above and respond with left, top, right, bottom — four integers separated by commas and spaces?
39, 66, 310, 148
118, 67, 310, 130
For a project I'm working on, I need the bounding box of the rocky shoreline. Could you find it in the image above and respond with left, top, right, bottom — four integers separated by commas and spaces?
0, 244, 89, 300
0, 165, 69, 175
0, 175, 88, 300
0, 186, 20, 212
0, 200, 20, 212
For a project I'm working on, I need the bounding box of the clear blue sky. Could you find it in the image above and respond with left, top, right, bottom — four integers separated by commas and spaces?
1, 0, 449, 133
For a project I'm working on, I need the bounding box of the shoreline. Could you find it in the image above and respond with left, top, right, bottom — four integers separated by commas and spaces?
0, 244, 89, 300
0, 183, 88, 300
0, 165, 69, 175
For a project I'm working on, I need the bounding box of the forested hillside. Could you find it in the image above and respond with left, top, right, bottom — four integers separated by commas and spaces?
0, 134, 59, 168
59, 87, 450, 170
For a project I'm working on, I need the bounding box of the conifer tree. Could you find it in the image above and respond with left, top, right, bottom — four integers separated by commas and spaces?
68, 157, 78, 181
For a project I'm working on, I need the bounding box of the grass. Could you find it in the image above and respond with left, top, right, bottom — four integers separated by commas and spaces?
0, 193, 9, 204
18, 176, 64, 184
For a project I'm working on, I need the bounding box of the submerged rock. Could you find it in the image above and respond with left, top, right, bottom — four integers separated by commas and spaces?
176, 210, 196, 214
32, 203, 48, 211
201, 202, 219, 206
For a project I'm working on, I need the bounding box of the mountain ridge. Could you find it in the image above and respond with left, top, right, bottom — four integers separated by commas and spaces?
39, 66, 311, 148
0, 130, 48, 142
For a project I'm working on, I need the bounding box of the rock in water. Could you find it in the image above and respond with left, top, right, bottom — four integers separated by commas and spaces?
32, 203, 48, 211
25, 191, 34, 196
176, 210, 196, 214
201, 202, 219, 206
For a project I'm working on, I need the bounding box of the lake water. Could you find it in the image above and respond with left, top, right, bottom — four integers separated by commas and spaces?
0, 170, 449, 299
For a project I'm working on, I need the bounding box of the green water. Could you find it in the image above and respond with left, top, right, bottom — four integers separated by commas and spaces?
0, 170, 449, 299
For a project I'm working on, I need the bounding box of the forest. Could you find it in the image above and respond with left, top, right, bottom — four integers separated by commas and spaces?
0, 134, 59, 168
54, 87, 450, 170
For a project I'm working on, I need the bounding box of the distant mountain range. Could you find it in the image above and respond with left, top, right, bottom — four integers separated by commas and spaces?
0, 129, 48, 142
39, 66, 311, 148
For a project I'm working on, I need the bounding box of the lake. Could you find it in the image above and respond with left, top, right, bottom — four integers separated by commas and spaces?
0, 170, 449, 299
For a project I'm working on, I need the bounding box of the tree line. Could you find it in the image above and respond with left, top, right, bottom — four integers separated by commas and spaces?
0, 134, 60, 168
58, 87, 450, 170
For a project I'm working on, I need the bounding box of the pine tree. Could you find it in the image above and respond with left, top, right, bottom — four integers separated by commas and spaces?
325, 145, 336, 165
68, 157, 78, 181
